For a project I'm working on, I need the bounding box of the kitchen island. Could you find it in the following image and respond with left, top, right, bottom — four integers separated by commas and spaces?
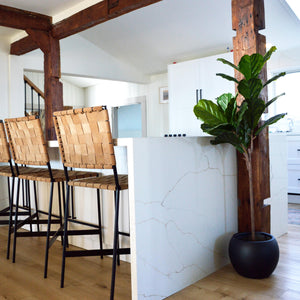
13, 134, 287, 299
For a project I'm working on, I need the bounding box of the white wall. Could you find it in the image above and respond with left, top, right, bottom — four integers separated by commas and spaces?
85, 73, 169, 137
21, 35, 150, 84
0, 39, 10, 120
24, 71, 86, 109
147, 73, 169, 137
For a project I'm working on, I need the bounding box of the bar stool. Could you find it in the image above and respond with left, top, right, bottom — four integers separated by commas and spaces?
4, 115, 97, 278
53, 106, 130, 300
0, 120, 16, 228
0, 120, 39, 259
0, 120, 15, 220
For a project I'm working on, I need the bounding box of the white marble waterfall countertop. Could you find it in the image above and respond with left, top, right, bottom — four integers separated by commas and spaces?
47, 135, 287, 300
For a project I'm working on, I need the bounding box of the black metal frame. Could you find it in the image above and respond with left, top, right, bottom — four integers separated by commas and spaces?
60, 165, 130, 300
9, 161, 65, 278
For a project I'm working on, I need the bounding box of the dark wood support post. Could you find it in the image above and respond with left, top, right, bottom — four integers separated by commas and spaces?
232, 0, 270, 233
26, 29, 63, 140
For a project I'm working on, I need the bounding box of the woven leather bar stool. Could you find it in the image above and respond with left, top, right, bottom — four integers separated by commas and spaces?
0, 120, 16, 221
0, 120, 39, 259
53, 106, 130, 300
4, 115, 97, 278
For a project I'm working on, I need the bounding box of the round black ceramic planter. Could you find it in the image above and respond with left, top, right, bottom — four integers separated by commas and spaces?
228, 232, 279, 279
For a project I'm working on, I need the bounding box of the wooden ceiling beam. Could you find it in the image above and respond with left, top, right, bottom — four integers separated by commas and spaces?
10, 36, 38, 56
108, 0, 161, 18
0, 4, 52, 31
10, 0, 162, 55
52, 1, 108, 40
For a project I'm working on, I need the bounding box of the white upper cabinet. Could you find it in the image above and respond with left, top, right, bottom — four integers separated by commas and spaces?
168, 52, 234, 136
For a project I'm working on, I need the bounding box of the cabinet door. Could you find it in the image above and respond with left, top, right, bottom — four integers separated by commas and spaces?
288, 165, 300, 194
199, 52, 234, 101
287, 137, 300, 164
168, 59, 202, 136
168, 52, 234, 136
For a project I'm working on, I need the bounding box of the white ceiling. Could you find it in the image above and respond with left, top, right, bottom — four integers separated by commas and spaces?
0, 0, 300, 77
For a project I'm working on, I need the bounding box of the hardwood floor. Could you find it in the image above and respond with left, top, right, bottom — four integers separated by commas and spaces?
0, 225, 300, 299
0, 227, 131, 299
168, 225, 300, 300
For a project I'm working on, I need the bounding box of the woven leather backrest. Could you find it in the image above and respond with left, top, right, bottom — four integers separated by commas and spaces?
0, 121, 11, 163
53, 106, 116, 169
5, 116, 49, 166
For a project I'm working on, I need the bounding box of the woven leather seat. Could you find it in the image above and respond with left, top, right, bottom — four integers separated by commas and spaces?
4, 115, 97, 278
53, 106, 130, 300
68, 174, 128, 190
18, 168, 96, 182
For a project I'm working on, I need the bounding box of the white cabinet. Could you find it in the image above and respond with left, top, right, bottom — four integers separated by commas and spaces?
287, 135, 300, 194
168, 52, 234, 136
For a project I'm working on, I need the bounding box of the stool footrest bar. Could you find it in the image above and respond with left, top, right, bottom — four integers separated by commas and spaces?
65, 248, 130, 258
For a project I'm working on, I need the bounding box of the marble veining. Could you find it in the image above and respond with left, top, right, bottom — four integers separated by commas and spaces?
126, 136, 287, 299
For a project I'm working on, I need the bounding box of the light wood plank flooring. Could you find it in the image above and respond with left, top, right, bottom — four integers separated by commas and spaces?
0, 225, 300, 299
168, 224, 300, 300
0, 227, 131, 299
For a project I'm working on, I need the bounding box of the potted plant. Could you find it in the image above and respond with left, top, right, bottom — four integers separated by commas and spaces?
193, 46, 286, 278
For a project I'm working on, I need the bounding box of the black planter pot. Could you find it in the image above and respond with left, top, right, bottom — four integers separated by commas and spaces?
228, 232, 279, 279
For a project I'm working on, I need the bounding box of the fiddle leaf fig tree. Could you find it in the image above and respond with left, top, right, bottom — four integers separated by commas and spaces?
193, 46, 286, 240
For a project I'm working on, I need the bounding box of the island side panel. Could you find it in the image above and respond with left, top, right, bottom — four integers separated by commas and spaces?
128, 137, 237, 299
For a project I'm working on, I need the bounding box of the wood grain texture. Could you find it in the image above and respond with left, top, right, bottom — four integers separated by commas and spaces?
52, 1, 108, 40
44, 35, 63, 141
10, 0, 162, 55
0, 227, 131, 299
168, 225, 300, 299
232, 0, 270, 233
0, 4, 52, 31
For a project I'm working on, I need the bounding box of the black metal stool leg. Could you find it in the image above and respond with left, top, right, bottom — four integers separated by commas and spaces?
33, 181, 40, 232
97, 189, 103, 259
71, 186, 75, 219
110, 189, 120, 300
12, 178, 21, 263
21, 179, 25, 207
114, 190, 121, 266
44, 182, 54, 278
7, 177, 11, 207
61, 184, 70, 288
6, 176, 15, 260
57, 182, 63, 245
26, 180, 33, 232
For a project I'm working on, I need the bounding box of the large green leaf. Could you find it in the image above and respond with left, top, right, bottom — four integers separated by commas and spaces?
194, 100, 227, 126
217, 93, 234, 112
249, 53, 264, 78
201, 123, 234, 136
238, 53, 266, 80
216, 73, 239, 84
255, 113, 287, 136
225, 96, 237, 124
251, 98, 266, 128
238, 78, 263, 99
263, 72, 286, 87
217, 58, 239, 71
236, 101, 248, 126
265, 93, 285, 108
238, 55, 251, 80
263, 46, 277, 63
210, 132, 244, 153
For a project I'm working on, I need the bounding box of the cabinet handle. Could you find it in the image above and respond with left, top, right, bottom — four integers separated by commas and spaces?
297, 149, 300, 151
196, 89, 203, 105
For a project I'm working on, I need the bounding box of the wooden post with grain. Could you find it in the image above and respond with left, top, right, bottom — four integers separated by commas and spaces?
232, 0, 270, 233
